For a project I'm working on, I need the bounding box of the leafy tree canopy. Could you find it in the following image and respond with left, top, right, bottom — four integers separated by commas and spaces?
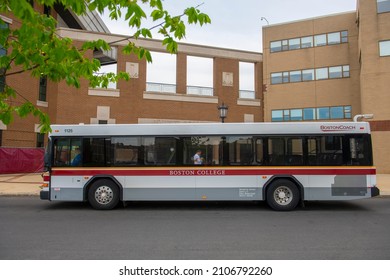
0, 0, 210, 132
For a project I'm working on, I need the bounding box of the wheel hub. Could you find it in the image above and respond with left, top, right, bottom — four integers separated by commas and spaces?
95, 186, 113, 205
274, 186, 292, 205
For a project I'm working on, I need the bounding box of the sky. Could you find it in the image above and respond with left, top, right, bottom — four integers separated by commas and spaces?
100, 0, 357, 52
99, 0, 357, 88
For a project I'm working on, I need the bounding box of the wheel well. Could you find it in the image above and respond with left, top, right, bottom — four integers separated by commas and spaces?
83, 175, 123, 201
263, 175, 304, 202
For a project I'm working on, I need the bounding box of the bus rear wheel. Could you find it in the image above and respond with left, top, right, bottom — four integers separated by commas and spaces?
88, 179, 119, 210
266, 179, 300, 211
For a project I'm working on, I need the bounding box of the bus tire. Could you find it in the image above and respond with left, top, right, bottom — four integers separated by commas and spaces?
88, 179, 120, 210
266, 179, 300, 211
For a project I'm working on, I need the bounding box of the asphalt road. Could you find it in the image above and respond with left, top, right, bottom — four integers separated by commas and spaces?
1, 196, 390, 260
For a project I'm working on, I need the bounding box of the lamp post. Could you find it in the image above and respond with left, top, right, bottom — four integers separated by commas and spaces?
218, 103, 228, 123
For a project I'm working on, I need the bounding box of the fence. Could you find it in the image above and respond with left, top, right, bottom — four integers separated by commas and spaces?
0, 148, 44, 174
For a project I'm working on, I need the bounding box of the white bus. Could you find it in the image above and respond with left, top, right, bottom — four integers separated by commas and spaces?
40, 121, 379, 210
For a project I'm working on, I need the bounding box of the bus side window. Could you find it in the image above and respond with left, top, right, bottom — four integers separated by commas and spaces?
112, 137, 141, 166
144, 137, 177, 166
53, 138, 81, 167
286, 138, 303, 165
307, 138, 319, 165
227, 136, 253, 165
268, 138, 285, 165
53, 139, 70, 166
83, 138, 109, 167
255, 138, 264, 164
349, 136, 371, 166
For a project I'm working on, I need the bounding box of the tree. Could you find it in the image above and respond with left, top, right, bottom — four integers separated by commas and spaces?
0, 0, 210, 132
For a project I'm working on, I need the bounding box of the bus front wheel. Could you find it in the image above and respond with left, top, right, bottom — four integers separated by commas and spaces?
266, 179, 300, 211
88, 179, 120, 210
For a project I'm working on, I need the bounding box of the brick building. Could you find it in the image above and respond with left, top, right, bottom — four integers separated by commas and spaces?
0, 2, 263, 148
1, 0, 390, 172
262, 0, 390, 172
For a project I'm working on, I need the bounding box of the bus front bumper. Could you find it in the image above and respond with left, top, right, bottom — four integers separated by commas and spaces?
371, 186, 380, 197
40, 188, 49, 200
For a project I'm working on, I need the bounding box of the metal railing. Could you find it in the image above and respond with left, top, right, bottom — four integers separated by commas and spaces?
146, 82, 177, 93
187, 86, 214, 96
239, 90, 256, 99
146, 82, 215, 96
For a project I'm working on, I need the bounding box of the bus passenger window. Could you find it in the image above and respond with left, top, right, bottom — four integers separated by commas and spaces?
183, 136, 222, 166
286, 138, 303, 165
255, 139, 264, 164
69, 140, 82, 166
349, 136, 371, 166
268, 138, 285, 165
112, 137, 141, 166
227, 136, 253, 165
144, 137, 177, 165
53, 138, 81, 167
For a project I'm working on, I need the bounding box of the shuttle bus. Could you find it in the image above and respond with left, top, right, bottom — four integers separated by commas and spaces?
40, 121, 379, 210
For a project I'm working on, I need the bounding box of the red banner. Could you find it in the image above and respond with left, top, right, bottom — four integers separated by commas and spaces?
0, 148, 44, 174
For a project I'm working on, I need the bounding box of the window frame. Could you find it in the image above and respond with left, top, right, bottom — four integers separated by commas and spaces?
377, 0, 390, 13
379, 40, 390, 57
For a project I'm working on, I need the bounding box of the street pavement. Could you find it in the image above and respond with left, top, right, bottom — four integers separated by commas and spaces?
1, 172, 390, 196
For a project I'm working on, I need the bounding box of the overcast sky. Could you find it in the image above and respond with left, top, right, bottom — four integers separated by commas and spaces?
101, 0, 357, 52
100, 0, 357, 88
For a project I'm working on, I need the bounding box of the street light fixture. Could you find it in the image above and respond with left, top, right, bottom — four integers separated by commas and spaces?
218, 103, 228, 123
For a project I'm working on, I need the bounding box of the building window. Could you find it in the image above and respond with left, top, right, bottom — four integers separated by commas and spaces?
327, 32, 341, 45
36, 133, 44, 148
302, 69, 314, 81
0, 68, 4, 93
329, 66, 342, 79
39, 76, 47, 101
342, 65, 350, 77
271, 73, 282, 84
44, 5, 51, 17
290, 109, 303, 121
270, 41, 282, 52
271, 110, 283, 122
289, 70, 302, 82
272, 106, 352, 122
330, 106, 344, 119
377, 0, 390, 13
344, 106, 352, 118
270, 30, 348, 53
271, 65, 350, 84
315, 68, 328, 80
288, 38, 301, 50
0, 22, 8, 93
379, 40, 390, 56
301, 36, 313, 48
303, 108, 315, 120
314, 34, 327, 47
317, 107, 330, 120
341, 31, 348, 43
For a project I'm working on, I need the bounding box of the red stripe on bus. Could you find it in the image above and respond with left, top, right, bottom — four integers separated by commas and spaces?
50, 167, 376, 177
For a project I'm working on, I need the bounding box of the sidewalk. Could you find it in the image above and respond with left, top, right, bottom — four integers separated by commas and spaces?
1, 173, 390, 196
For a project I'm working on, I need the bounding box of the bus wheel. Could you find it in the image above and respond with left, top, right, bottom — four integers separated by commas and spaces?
88, 179, 119, 210
266, 179, 300, 211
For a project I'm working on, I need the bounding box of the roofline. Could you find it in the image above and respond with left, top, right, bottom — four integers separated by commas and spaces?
49, 122, 371, 137
56, 27, 262, 62
262, 11, 356, 29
